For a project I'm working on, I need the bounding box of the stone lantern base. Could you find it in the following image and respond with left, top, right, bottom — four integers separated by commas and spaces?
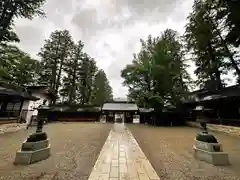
14, 133, 51, 165
193, 139, 229, 165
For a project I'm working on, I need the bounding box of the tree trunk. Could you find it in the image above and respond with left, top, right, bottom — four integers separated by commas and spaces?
0, 0, 17, 25
51, 37, 61, 92
55, 54, 64, 95
51, 61, 57, 91
81, 81, 86, 105
69, 65, 77, 104
0, 3, 17, 42
215, 68, 222, 90
0, 0, 11, 25
220, 35, 240, 79
207, 42, 222, 90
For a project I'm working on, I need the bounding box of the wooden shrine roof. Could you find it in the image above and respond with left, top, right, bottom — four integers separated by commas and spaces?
102, 102, 138, 112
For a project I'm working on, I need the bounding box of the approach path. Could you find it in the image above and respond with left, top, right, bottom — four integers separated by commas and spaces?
88, 123, 160, 180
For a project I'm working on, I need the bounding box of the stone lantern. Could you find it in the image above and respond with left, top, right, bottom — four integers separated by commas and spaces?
193, 105, 229, 165
14, 100, 51, 165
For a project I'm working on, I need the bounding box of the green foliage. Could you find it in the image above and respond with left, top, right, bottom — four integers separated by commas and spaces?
184, 0, 225, 89
38, 30, 74, 101
0, 28, 113, 105
0, 0, 46, 43
91, 69, 113, 106
77, 53, 98, 104
184, 0, 240, 89
0, 44, 39, 85
60, 40, 84, 103
38, 30, 113, 105
61, 41, 99, 105
215, 0, 240, 47
121, 29, 190, 110
0, 25, 19, 43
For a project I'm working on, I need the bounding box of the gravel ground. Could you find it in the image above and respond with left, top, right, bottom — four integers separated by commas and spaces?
128, 124, 240, 180
0, 123, 26, 134
0, 122, 112, 180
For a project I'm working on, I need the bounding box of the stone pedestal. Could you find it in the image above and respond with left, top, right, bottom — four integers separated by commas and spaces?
193, 139, 229, 165
14, 139, 51, 165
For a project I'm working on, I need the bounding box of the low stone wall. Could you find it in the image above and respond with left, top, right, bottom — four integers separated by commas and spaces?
186, 121, 240, 137
0, 119, 18, 125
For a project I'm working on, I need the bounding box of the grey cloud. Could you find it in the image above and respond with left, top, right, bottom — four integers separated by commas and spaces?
15, 25, 45, 57
42, 0, 84, 29
72, 8, 100, 37
99, 41, 118, 57
15, 25, 43, 44
170, 1, 193, 24
103, 42, 111, 49
107, 52, 133, 81
112, 0, 176, 19
72, 0, 182, 38
88, 38, 118, 58
110, 79, 128, 97
44, 0, 80, 14
107, 62, 123, 81
103, 32, 143, 81
14, 0, 192, 98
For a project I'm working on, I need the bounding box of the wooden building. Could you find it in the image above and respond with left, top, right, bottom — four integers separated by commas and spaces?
0, 83, 39, 124
139, 108, 154, 124
48, 104, 101, 122
22, 85, 55, 125
184, 84, 240, 126
102, 101, 138, 123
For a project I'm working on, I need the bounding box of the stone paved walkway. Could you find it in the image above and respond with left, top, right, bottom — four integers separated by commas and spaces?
88, 123, 160, 180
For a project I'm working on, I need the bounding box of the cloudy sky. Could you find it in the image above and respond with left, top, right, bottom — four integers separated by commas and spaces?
14, 0, 195, 98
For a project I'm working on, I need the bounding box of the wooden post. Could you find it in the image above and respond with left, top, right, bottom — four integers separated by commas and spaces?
18, 100, 24, 123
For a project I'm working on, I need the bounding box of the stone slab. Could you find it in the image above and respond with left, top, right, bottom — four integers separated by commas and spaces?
21, 139, 49, 151
195, 139, 223, 152
14, 144, 51, 165
193, 145, 229, 165
88, 123, 160, 180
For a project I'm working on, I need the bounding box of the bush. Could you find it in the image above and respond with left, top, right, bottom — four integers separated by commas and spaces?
26, 132, 47, 142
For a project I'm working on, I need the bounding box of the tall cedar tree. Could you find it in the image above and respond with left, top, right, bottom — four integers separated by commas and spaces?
185, 0, 226, 90
213, 0, 240, 80
216, 0, 240, 47
38, 30, 73, 103
62, 40, 84, 104
91, 69, 113, 106
190, 0, 240, 84
77, 53, 98, 105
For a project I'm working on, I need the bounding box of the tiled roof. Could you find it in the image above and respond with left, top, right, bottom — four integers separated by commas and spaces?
50, 105, 101, 112
139, 108, 154, 113
102, 103, 138, 111
0, 84, 39, 101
